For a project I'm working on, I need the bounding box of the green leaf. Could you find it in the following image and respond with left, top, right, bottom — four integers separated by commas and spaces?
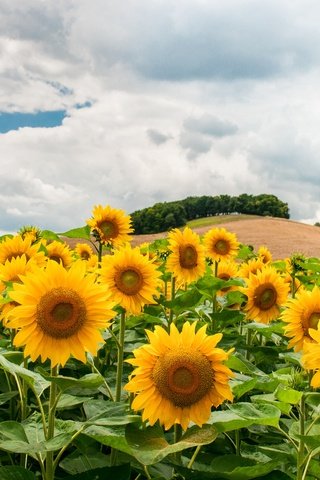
0, 391, 19, 406
62, 464, 131, 480
58, 225, 91, 240
209, 410, 254, 432
42, 372, 104, 393
0, 466, 36, 480
57, 393, 93, 410
227, 403, 281, 428
163, 287, 203, 312
83, 399, 140, 426
225, 352, 266, 376
41, 229, 62, 241
0, 353, 50, 396
274, 384, 303, 405
59, 450, 109, 474
231, 375, 258, 399
125, 423, 218, 465
251, 393, 292, 416
176, 454, 282, 480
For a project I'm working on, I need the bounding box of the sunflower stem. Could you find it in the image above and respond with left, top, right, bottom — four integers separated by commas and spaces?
111, 310, 127, 466
115, 310, 126, 402
187, 445, 201, 469
297, 394, 307, 480
45, 364, 59, 480
168, 275, 176, 326
98, 241, 103, 263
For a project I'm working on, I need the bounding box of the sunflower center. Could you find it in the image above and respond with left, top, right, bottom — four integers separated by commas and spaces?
153, 350, 214, 407
99, 220, 119, 239
179, 244, 198, 269
115, 268, 143, 295
214, 240, 229, 255
37, 287, 87, 339
49, 255, 63, 264
254, 283, 277, 310
81, 251, 90, 260
308, 311, 320, 330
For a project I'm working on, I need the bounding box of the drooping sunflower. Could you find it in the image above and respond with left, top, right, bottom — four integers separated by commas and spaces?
166, 227, 206, 284
125, 322, 234, 430
281, 286, 320, 352
86, 204, 133, 247
203, 227, 239, 262
0, 235, 46, 266
45, 240, 73, 268
301, 328, 320, 387
7, 260, 116, 367
99, 244, 161, 315
241, 266, 289, 324
74, 243, 94, 261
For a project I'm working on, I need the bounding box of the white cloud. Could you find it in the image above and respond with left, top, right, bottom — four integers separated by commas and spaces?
1, 0, 320, 233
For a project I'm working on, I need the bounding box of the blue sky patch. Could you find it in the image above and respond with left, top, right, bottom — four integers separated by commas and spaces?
0, 110, 67, 134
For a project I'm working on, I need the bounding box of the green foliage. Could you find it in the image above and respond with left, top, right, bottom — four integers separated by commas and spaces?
131, 193, 290, 234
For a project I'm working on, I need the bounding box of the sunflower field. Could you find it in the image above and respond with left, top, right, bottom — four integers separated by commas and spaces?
0, 204, 320, 480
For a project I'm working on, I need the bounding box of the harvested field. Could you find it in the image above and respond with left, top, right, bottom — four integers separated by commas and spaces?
130, 217, 320, 260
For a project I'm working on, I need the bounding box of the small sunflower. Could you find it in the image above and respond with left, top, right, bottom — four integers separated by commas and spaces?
87, 204, 133, 247
301, 328, 320, 387
238, 258, 265, 279
282, 286, 320, 352
125, 322, 234, 430
216, 259, 240, 296
203, 227, 239, 262
0, 254, 38, 285
99, 244, 161, 315
7, 260, 116, 367
18, 225, 42, 244
257, 245, 272, 264
74, 243, 94, 261
166, 227, 206, 284
45, 241, 73, 268
0, 236, 46, 266
241, 266, 289, 324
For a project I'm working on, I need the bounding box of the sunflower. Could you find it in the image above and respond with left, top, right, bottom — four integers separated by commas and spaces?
0, 254, 38, 284
166, 227, 206, 284
257, 245, 272, 264
238, 258, 265, 279
7, 260, 116, 367
45, 240, 73, 268
125, 322, 234, 430
74, 243, 94, 261
86, 204, 133, 247
241, 266, 289, 324
281, 286, 320, 351
18, 225, 42, 244
99, 244, 161, 315
0, 235, 46, 266
301, 328, 320, 387
215, 259, 240, 296
203, 227, 239, 262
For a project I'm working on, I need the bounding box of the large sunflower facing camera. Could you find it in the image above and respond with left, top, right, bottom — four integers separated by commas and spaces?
125, 322, 234, 430
7, 260, 116, 367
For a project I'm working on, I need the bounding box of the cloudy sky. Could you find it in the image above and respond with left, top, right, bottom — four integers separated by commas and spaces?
1, 0, 320, 234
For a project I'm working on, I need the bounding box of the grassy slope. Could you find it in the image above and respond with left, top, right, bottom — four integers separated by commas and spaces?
186, 214, 261, 229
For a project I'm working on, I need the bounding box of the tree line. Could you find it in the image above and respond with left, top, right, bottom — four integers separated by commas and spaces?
130, 193, 290, 234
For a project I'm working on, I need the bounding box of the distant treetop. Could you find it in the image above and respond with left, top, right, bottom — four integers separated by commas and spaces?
130, 193, 290, 234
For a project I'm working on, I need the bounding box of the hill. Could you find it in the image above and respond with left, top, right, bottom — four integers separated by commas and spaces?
130, 215, 320, 260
